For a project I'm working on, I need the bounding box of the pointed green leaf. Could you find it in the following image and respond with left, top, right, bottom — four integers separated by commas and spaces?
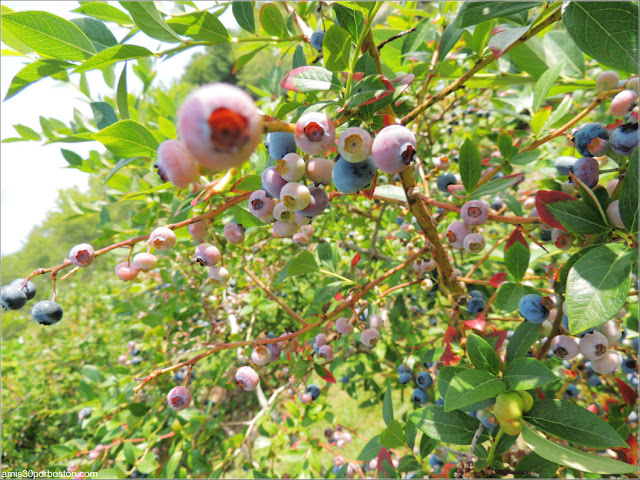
332, 4, 364, 40
620, 149, 638, 234
259, 4, 285, 37
506, 321, 541, 364
74, 2, 133, 25
503, 357, 558, 390
459, 138, 482, 193
380, 420, 405, 449
119, 1, 183, 43
92, 119, 158, 157
444, 370, 506, 411
71, 17, 118, 52
75, 44, 154, 73
382, 384, 394, 425
545, 199, 609, 234
409, 406, 490, 445
324, 25, 351, 72
232, 1, 255, 34
4, 59, 72, 100
167, 11, 230, 44
532, 62, 564, 112
466, 334, 501, 375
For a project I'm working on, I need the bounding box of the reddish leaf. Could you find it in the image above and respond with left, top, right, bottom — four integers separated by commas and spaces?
376, 448, 394, 479
616, 378, 638, 406
441, 342, 460, 366
535, 190, 578, 231
490, 272, 507, 288
334, 292, 343, 301
606, 119, 624, 130
390, 73, 415, 96
536, 388, 546, 399
351, 254, 361, 269
340, 71, 365, 82
463, 313, 486, 332
587, 404, 599, 414
319, 366, 336, 384
442, 463, 457, 477
481, 157, 491, 166
280, 66, 339, 93
444, 326, 458, 343
505, 229, 528, 249
363, 171, 378, 199
485, 330, 508, 351
620, 433, 638, 465
382, 114, 394, 127
489, 25, 529, 58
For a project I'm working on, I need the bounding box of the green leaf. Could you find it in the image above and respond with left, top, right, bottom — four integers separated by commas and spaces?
137, 451, 159, 474
74, 45, 154, 73
374, 185, 406, 202
117, 65, 129, 120
4, 59, 72, 100
122, 441, 137, 465
497, 133, 515, 160
502, 357, 558, 390
532, 62, 564, 112
61, 148, 83, 167
280, 251, 319, 282
234, 45, 268, 73
14, 124, 40, 140
444, 370, 506, 412
436, 366, 467, 399
563, 2, 638, 74
347, 74, 393, 108
544, 94, 573, 130
165, 450, 182, 478
382, 384, 394, 425
522, 424, 638, 474
409, 406, 490, 445
232, 1, 255, 34
280, 66, 342, 93
90, 102, 118, 130
92, 119, 158, 157
332, 4, 364, 41
509, 150, 540, 165
494, 282, 539, 313
466, 334, 500, 375
506, 321, 541, 364
543, 30, 585, 77
504, 230, 529, 283
438, 22, 463, 60
554, 245, 598, 296
74, 2, 133, 25
380, 420, 405, 449
357, 435, 383, 461
167, 11, 230, 44
523, 400, 628, 449
259, 4, 285, 37
232, 175, 262, 192
459, 138, 482, 193
514, 453, 559, 478
620, 149, 638, 234
466, 175, 525, 199
1, 11, 96, 61
71, 17, 118, 52
292, 44, 306, 69
119, 1, 183, 43
545, 200, 609, 234
530, 108, 551, 136
566, 244, 636, 335
453, 2, 541, 29
323, 25, 351, 72
488, 25, 529, 59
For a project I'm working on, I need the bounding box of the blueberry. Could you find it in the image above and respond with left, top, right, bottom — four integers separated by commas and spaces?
588, 375, 602, 387
295, 112, 336, 156
621, 357, 637, 374
436, 397, 445, 406
436, 172, 456, 193
461, 200, 489, 226
265, 132, 297, 161
490, 196, 503, 210
297, 186, 329, 217
412, 388, 428, 404
555, 156, 578, 176
539, 228, 552, 242
518, 294, 549, 324
467, 297, 485, 314
78, 407, 92, 420
609, 123, 638, 156
332, 155, 377, 194
10, 278, 37, 300
470, 290, 485, 300
306, 384, 321, 401
395, 216, 404, 226
2, 285, 27, 311
573, 123, 609, 157
571, 156, 599, 188
371, 125, 417, 174
340, 375, 350, 384
167, 386, 192, 411
416, 372, 433, 389
310, 30, 325, 51
550, 335, 579, 360
429, 453, 444, 467
397, 365, 412, 375
155, 140, 200, 188
564, 383, 579, 399
399, 373, 412, 384
31, 300, 63, 325
131, 348, 140, 356
131, 356, 143, 365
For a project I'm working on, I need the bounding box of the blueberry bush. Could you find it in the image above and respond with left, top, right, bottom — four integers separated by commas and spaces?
1, 1, 639, 478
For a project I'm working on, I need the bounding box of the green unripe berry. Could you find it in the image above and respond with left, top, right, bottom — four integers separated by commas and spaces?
516, 391, 534, 412
499, 418, 523, 436
494, 392, 524, 421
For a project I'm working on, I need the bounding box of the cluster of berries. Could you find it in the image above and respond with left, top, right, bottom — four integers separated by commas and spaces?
493, 390, 534, 435
1, 277, 66, 327
446, 200, 490, 254
117, 340, 142, 366
397, 365, 434, 405
335, 312, 383, 349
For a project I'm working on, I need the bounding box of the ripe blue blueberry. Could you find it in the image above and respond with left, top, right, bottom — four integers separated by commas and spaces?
470, 290, 485, 300
297, 186, 329, 217
306, 384, 321, 400
131, 356, 143, 365
310, 31, 325, 51
564, 383, 578, 399
397, 365, 411, 375
416, 371, 433, 389
412, 388, 428, 404
573, 123, 609, 157
467, 297, 485, 314
621, 357, 637, 374
554, 156, 578, 176
490, 196, 503, 210
571, 156, 599, 188
332, 155, 377, 194
518, 294, 549, 324
436, 172, 456, 193
265, 132, 297, 161
609, 123, 638, 156
10, 278, 36, 300
340, 375, 350, 384
2, 284, 27, 311
399, 373, 412, 384
31, 300, 63, 325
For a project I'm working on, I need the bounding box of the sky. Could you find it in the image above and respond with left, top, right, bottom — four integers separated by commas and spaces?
1, 1, 236, 255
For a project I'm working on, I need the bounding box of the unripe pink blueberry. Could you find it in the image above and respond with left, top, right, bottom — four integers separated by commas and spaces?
167, 386, 192, 411
155, 139, 200, 188
177, 83, 262, 171
523, 198, 536, 211
596, 71, 620, 91
292, 232, 310, 245
236, 365, 260, 391
300, 225, 315, 237
249, 190, 276, 219
461, 200, 490, 226
294, 112, 336, 155
338, 127, 373, 163
306, 157, 335, 185
188, 220, 208, 241
208, 266, 230, 284
277, 153, 306, 182
133, 252, 158, 271
422, 259, 437, 272
606, 200, 625, 228
261, 166, 287, 199
272, 220, 299, 238
299, 392, 312, 404
597, 319, 622, 344
336, 317, 353, 335
68, 243, 95, 268
88, 451, 100, 460
463, 233, 486, 253
371, 125, 417, 174
333, 456, 345, 467
590, 350, 622, 374
118, 354, 127, 364
337, 439, 346, 449
281, 333, 299, 354
294, 213, 311, 226
267, 342, 282, 362
128, 341, 136, 348
433, 156, 450, 171
550, 335, 579, 360
551, 228, 573, 250
610, 90, 638, 117
273, 202, 295, 222
194, 243, 221, 267
342, 431, 352, 443
149, 227, 177, 251
606, 179, 618, 196
446, 221, 471, 249
315, 333, 327, 347
579, 331, 609, 360
625, 77, 639, 92
369, 314, 383, 331
251, 345, 271, 366
224, 222, 245, 244
361, 327, 380, 348
115, 262, 139, 282
318, 344, 333, 360
280, 182, 311, 210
